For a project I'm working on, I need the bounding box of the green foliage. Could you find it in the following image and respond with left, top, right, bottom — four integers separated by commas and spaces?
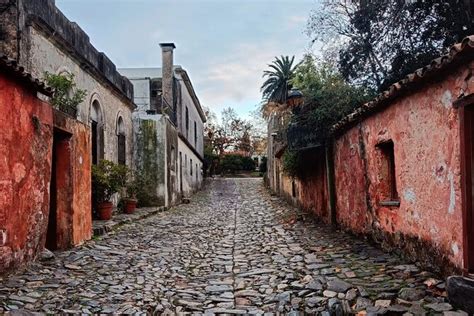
282, 150, 302, 178
44, 71, 87, 115
92, 160, 128, 204
134, 169, 162, 207
307, 1, 473, 91
290, 55, 373, 143
221, 154, 256, 174
261, 55, 298, 104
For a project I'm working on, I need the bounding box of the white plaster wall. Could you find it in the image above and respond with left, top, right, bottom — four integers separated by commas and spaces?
178, 138, 203, 197
176, 73, 204, 157
128, 78, 150, 114
24, 27, 134, 167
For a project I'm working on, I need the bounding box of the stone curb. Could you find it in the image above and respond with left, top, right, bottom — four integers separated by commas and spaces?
93, 206, 167, 237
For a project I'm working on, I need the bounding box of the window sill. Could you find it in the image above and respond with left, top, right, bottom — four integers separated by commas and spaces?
379, 200, 400, 207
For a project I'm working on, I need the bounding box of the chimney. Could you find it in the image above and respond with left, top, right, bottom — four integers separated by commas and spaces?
160, 43, 176, 114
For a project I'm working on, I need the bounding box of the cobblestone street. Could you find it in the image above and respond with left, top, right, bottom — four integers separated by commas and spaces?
0, 179, 464, 314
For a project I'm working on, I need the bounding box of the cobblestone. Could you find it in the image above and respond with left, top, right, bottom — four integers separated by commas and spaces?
0, 178, 465, 314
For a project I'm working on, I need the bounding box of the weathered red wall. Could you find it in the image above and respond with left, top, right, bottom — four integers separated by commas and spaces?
297, 149, 329, 222
52, 110, 92, 248
334, 62, 474, 273
0, 73, 54, 273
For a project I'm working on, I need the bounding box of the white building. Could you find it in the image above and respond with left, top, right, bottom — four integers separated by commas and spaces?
119, 43, 206, 206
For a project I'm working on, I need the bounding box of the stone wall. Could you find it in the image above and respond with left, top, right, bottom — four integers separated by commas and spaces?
133, 115, 167, 207
25, 27, 134, 167
0, 71, 54, 274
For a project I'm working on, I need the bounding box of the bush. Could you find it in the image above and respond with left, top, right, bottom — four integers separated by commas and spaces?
92, 160, 128, 204
44, 71, 87, 116
241, 156, 256, 171
221, 155, 242, 174
220, 154, 256, 174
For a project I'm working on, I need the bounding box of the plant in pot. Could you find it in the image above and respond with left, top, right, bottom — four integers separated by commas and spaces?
123, 171, 139, 214
92, 160, 126, 220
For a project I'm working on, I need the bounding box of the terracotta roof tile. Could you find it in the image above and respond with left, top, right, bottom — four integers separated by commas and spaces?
0, 54, 53, 96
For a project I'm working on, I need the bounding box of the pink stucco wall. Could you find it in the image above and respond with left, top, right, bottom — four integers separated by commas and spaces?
334, 61, 474, 273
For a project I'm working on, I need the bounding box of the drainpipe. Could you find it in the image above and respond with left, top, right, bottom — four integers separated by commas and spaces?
325, 140, 337, 227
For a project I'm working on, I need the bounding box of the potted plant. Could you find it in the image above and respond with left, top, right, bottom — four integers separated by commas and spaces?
123, 171, 139, 214
92, 160, 127, 220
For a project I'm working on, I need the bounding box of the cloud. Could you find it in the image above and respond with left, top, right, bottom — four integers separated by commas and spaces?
286, 15, 308, 28
194, 42, 302, 116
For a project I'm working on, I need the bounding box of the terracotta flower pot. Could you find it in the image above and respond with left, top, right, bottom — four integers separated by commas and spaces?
97, 201, 113, 220
124, 198, 137, 214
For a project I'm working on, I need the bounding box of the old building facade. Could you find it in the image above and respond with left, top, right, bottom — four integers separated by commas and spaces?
0, 54, 93, 274
0, 1, 207, 275
0, 0, 135, 168
119, 43, 206, 207
267, 36, 474, 276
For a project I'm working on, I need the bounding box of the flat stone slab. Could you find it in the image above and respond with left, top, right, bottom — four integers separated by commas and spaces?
0, 179, 465, 314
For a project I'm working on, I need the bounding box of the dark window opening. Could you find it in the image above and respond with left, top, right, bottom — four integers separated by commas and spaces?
185, 107, 189, 137
190, 158, 193, 176
194, 121, 197, 147
377, 140, 399, 205
118, 134, 126, 165
91, 121, 98, 165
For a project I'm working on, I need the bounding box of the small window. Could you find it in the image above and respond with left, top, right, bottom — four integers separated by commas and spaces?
190, 158, 193, 176
117, 116, 126, 165
185, 107, 189, 135
194, 121, 197, 146
196, 163, 198, 181
377, 140, 398, 206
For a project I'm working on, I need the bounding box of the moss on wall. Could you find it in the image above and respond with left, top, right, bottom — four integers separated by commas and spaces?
135, 119, 163, 206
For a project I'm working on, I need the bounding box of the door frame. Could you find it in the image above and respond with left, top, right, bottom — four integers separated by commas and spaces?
460, 99, 474, 274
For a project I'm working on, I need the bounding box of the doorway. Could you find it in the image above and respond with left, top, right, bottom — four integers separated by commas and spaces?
46, 129, 72, 251
461, 105, 474, 273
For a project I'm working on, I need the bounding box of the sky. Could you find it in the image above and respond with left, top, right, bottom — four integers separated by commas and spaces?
56, 0, 320, 118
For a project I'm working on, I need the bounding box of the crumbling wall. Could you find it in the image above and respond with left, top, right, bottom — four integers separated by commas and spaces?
333, 62, 473, 274
52, 110, 92, 247
0, 72, 53, 274
133, 115, 166, 207
0, 0, 18, 59
297, 149, 329, 222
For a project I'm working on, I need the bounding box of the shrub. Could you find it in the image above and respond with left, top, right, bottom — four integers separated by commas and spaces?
92, 160, 128, 204
44, 71, 87, 116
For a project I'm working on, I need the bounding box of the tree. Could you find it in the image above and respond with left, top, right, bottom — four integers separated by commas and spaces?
261, 55, 298, 104
290, 54, 372, 142
307, 0, 474, 91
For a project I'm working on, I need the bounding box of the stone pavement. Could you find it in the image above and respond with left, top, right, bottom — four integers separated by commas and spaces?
0, 178, 467, 314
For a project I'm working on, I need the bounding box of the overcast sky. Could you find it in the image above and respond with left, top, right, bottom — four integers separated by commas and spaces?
56, 0, 319, 118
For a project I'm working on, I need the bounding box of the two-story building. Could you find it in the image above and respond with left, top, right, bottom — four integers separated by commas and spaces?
0, 0, 135, 256
119, 43, 206, 207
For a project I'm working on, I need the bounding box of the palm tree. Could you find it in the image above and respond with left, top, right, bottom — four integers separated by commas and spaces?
261, 55, 297, 104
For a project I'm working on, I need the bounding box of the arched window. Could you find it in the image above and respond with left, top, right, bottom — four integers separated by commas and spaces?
90, 100, 104, 165
117, 116, 126, 165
